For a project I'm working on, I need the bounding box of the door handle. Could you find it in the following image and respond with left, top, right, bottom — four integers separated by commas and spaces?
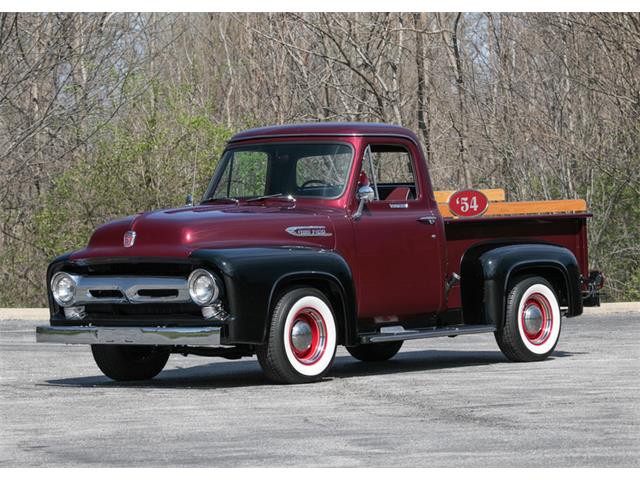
417, 216, 437, 225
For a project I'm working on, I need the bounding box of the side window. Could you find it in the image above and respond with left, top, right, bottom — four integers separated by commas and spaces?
364, 145, 418, 201
226, 151, 269, 198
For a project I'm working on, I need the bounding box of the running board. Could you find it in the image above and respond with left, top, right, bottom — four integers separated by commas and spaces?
360, 325, 496, 344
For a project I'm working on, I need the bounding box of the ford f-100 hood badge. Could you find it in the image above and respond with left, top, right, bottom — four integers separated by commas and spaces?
123, 230, 137, 247
285, 226, 332, 237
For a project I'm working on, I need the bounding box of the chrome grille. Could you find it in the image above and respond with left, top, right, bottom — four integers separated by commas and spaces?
68, 274, 191, 305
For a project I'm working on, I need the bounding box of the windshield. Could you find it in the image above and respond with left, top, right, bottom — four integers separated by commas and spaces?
204, 143, 354, 201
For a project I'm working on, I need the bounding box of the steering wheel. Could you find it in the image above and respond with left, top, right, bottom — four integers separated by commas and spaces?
300, 179, 333, 188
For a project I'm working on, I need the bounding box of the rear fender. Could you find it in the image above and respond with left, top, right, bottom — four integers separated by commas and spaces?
460, 243, 582, 327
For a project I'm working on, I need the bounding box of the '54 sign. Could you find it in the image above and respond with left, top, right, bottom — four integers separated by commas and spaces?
447, 189, 489, 217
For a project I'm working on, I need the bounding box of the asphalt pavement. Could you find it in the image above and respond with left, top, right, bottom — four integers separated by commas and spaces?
1, 309, 638, 467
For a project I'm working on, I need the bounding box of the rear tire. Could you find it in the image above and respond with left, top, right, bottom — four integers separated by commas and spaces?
257, 287, 337, 384
346, 341, 403, 362
495, 276, 562, 362
91, 345, 170, 381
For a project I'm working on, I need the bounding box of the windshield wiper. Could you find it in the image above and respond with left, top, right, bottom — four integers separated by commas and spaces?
201, 196, 240, 205
245, 193, 296, 203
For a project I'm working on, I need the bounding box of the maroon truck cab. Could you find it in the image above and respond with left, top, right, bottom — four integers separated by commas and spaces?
37, 123, 603, 384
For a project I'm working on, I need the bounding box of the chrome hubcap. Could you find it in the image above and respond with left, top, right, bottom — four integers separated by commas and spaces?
523, 304, 544, 335
291, 320, 313, 353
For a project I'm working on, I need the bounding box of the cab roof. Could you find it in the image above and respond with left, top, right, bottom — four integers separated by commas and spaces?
228, 122, 420, 144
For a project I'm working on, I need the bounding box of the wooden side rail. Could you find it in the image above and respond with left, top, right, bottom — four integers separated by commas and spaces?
434, 188, 505, 203
439, 199, 588, 218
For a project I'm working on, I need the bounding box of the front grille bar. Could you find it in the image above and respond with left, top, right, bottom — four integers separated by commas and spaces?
67, 274, 191, 305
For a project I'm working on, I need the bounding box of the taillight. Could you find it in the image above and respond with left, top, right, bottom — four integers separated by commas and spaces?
588, 270, 605, 290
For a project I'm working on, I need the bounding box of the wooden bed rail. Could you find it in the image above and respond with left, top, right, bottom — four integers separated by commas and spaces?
434, 188, 587, 217
438, 199, 588, 218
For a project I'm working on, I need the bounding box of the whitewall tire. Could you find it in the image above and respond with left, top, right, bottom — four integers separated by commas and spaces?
495, 276, 562, 361
516, 283, 561, 355
257, 288, 337, 383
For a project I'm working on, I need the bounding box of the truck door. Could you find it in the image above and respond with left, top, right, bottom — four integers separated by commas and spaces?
352, 140, 445, 318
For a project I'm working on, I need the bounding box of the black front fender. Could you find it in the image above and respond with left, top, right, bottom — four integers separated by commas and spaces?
189, 247, 356, 345
461, 243, 582, 327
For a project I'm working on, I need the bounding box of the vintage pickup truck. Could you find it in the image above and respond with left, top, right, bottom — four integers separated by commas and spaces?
37, 123, 604, 383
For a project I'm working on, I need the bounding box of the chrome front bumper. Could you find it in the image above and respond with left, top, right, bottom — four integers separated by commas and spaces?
36, 325, 221, 346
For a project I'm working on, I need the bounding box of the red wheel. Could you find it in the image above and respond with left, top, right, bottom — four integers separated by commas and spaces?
288, 307, 328, 365
520, 292, 554, 346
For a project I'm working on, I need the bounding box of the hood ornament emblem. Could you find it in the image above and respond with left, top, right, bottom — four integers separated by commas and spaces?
123, 231, 137, 248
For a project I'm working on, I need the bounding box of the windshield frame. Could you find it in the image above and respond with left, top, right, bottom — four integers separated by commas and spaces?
202, 140, 356, 202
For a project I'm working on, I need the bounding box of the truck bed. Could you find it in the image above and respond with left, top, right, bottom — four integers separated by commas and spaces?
437, 189, 590, 310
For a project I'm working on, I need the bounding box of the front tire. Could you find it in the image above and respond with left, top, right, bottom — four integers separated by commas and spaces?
347, 341, 403, 362
257, 288, 337, 384
495, 276, 562, 362
91, 345, 170, 381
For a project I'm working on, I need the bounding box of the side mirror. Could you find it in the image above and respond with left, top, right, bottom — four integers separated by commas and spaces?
353, 185, 375, 220
356, 185, 375, 203
185, 194, 194, 207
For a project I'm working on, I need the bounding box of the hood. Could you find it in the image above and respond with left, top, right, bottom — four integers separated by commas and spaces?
71, 204, 337, 261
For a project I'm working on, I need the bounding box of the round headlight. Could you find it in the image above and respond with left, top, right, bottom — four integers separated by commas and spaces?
188, 269, 219, 306
51, 272, 76, 306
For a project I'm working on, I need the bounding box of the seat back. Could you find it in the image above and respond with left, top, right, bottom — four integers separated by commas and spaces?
386, 187, 411, 201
